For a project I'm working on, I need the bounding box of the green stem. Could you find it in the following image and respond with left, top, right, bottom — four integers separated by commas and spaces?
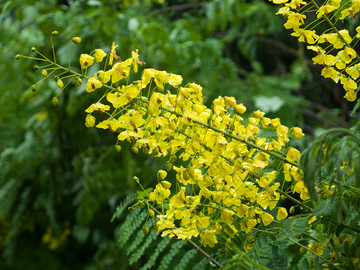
277, 189, 313, 212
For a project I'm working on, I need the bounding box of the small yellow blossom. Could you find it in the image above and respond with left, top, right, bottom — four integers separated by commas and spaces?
168, 73, 183, 88
235, 103, 246, 114
261, 212, 274, 226
85, 114, 96, 128
109, 42, 118, 66
292, 127, 304, 140
286, 147, 301, 162
277, 207, 288, 220
80, 54, 94, 69
94, 49, 107, 63
86, 77, 102, 93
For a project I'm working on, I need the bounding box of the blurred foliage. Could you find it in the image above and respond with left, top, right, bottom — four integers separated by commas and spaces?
0, 0, 358, 269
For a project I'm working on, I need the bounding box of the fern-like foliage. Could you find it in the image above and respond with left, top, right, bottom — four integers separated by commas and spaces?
300, 126, 360, 201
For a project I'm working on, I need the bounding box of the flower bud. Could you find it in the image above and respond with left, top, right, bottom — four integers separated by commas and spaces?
57, 79, 64, 88
72, 37, 81, 44
165, 161, 172, 171
115, 145, 122, 152
157, 170, 167, 180
75, 77, 82, 87
85, 114, 96, 128
235, 103, 246, 114
143, 227, 149, 234
133, 176, 140, 182
289, 206, 296, 214
148, 209, 155, 217
15, 54, 21, 60
161, 180, 171, 189
51, 31, 59, 36
31, 47, 36, 52
52, 97, 59, 107
169, 154, 177, 163
292, 127, 304, 140
33, 65, 39, 71
138, 201, 145, 208
131, 146, 139, 154
42, 70, 48, 77
127, 206, 134, 212
31, 85, 38, 92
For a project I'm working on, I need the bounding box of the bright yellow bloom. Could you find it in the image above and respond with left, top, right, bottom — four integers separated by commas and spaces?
149, 183, 171, 203
261, 212, 274, 226
284, 12, 306, 30
161, 180, 171, 189
221, 209, 234, 225
286, 147, 301, 162
277, 207, 288, 220
85, 114, 96, 128
157, 170, 167, 180
85, 102, 110, 113
201, 229, 218, 247
292, 28, 318, 44
72, 37, 81, 44
86, 77, 102, 93
168, 73, 183, 88
80, 54, 94, 69
326, 30, 352, 49
109, 42, 118, 66
346, 64, 360, 79
235, 103, 246, 114
94, 49, 107, 62
57, 79, 64, 88
292, 127, 304, 140
225, 96, 237, 108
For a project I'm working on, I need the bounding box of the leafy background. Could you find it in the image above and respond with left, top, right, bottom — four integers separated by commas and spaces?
0, 0, 356, 269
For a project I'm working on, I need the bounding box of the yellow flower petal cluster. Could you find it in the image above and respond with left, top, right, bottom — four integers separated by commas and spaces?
82, 44, 306, 249
272, 0, 360, 101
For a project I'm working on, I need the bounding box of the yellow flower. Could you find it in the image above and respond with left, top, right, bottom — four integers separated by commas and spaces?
161, 180, 171, 189
308, 215, 317, 224
157, 170, 167, 180
221, 209, 234, 225
292, 127, 304, 140
225, 96, 237, 108
85, 77, 102, 93
85, 102, 110, 113
80, 54, 94, 69
286, 147, 301, 162
149, 183, 171, 203
94, 49, 107, 63
261, 212, 274, 226
72, 37, 81, 44
168, 73, 183, 88
57, 79, 64, 88
284, 12, 306, 30
277, 207, 288, 220
345, 63, 360, 80
235, 103, 246, 114
344, 90, 357, 102
169, 187, 186, 208
85, 114, 96, 128
109, 42, 118, 66
201, 229, 218, 247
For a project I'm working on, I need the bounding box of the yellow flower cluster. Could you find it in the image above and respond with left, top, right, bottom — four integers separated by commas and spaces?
82, 43, 307, 248
270, 0, 360, 101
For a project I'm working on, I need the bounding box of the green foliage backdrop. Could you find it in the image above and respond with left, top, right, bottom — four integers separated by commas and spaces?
1, 0, 358, 269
